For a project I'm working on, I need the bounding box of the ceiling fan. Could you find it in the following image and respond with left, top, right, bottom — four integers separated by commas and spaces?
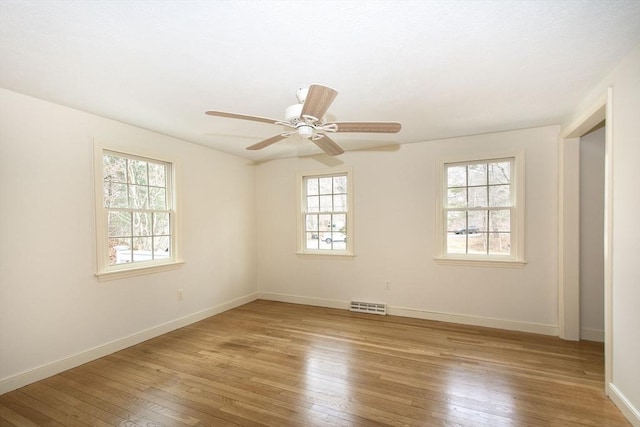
205, 84, 401, 156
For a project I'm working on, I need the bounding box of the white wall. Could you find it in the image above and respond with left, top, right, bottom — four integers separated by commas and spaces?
566, 44, 640, 425
607, 46, 640, 424
256, 126, 560, 334
579, 126, 605, 341
0, 89, 257, 391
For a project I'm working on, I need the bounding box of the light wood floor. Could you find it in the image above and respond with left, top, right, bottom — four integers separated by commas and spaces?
0, 300, 630, 426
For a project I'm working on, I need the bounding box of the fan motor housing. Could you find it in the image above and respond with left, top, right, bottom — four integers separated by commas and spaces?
285, 103, 304, 122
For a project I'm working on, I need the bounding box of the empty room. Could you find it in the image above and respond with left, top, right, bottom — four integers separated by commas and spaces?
1, 1, 639, 426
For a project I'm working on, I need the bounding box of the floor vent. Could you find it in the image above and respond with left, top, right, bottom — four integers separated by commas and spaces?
349, 301, 387, 315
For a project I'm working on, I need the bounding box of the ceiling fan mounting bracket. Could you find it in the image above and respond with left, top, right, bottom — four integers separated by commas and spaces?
296, 87, 309, 104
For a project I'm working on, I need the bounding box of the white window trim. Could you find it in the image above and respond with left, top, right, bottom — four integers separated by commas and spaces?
296, 166, 354, 258
434, 151, 526, 268
93, 139, 183, 281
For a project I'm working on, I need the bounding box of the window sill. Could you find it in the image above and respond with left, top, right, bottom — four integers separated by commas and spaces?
296, 251, 354, 260
435, 257, 526, 268
95, 260, 185, 282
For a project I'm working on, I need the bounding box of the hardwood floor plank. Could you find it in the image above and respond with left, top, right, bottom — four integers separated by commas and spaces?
0, 403, 42, 427
23, 382, 119, 427
0, 394, 67, 427
60, 370, 194, 427
69, 366, 201, 426
7, 390, 90, 427
41, 375, 160, 426
0, 300, 631, 426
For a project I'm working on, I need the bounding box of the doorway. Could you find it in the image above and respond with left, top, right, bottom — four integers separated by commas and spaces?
559, 88, 613, 392
579, 123, 605, 342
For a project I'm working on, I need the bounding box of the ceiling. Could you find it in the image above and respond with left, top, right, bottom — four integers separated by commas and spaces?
1, 1, 639, 162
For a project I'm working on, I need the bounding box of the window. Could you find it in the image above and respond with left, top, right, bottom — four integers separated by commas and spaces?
94, 144, 182, 280
436, 153, 525, 267
298, 167, 353, 257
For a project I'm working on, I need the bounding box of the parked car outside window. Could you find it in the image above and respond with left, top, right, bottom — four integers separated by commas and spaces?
322, 232, 347, 243
454, 226, 480, 235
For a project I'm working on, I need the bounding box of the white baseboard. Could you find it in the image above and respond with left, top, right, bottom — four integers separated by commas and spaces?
0, 292, 258, 395
580, 327, 605, 342
259, 292, 349, 310
609, 383, 640, 427
389, 305, 558, 336
258, 292, 558, 336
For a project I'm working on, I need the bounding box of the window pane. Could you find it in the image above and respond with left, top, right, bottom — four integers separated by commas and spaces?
104, 182, 128, 208
468, 186, 487, 208
108, 211, 131, 237
447, 232, 466, 254
154, 236, 171, 258
307, 196, 319, 213
333, 194, 347, 212
148, 163, 166, 187
447, 166, 466, 187
319, 195, 332, 212
489, 233, 511, 255
128, 159, 148, 185
306, 178, 319, 196
306, 233, 319, 249
132, 237, 152, 251
133, 212, 152, 236
305, 214, 318, 232
447, 210, 465, 233
331, 238, 347, 251
468, 163, 487, 186
109, 237, 132, 265
489, 161, 511, 185
468, 233, 488, 254
149, 187, 166, 210
153, 212, 170, 235
329, 232, 347, 243
103, 154, 127, 183
447, 188, 466, 208
490, 209, 510, 232
319, 232, 329, 244
318, 214, 332, 231
489, 184, 511, 207
128, 185, 149, 209
132, 237, 153, 262
468, 210, 488, 232
319, 177, 332, 194
332, 213, 346, 232
333, 175, 347, 194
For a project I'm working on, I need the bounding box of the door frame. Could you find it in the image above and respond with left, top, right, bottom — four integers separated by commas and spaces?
559, 88, 613, 392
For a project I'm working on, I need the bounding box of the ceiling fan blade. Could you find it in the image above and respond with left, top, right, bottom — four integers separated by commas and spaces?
329, 121, 402, 133
205, 110, 280, 125
312, 135, 344, 156
246, 134, 287, 151
300, 84, 338, 121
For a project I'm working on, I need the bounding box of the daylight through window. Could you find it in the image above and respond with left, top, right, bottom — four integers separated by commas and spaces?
302, 172, 351, 253
102, 151, 173, 267
445, 158, 514, 256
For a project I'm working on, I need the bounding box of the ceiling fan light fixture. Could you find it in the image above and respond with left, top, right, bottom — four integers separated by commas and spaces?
297, 125, 314, 139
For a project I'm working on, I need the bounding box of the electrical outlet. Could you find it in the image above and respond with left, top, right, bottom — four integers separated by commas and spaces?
176, 289, 184, 301
385, 280, 391, 290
